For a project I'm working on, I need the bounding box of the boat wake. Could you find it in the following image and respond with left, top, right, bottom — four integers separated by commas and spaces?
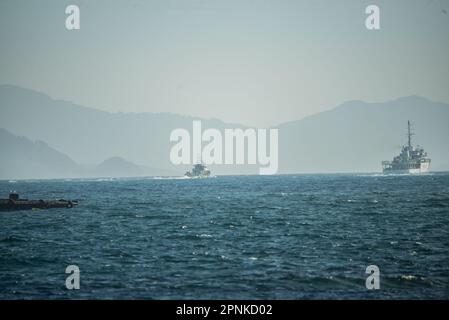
357, 173, 434, 177
153, 176, 190, 180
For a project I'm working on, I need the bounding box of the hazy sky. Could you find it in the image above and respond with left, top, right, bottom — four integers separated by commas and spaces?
1, 0, 448, 126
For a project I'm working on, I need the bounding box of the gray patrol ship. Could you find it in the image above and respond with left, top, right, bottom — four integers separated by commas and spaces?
382, 121, 431, 174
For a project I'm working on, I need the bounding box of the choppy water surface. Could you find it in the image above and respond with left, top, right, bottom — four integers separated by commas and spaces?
1, 174, 448, 299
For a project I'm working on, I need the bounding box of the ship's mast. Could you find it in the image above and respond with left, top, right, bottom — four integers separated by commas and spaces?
407, 120, 414, 148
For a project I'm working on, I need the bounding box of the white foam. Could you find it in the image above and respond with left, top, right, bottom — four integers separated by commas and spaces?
153, 176, 189, 180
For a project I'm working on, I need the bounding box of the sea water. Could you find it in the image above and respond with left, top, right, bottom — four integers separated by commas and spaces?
1, 173, 448, 299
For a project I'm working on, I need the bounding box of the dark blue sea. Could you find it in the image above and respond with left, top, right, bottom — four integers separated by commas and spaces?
1, 174, 448, 299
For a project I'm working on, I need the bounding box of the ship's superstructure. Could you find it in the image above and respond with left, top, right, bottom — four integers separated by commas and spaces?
382, 121, 431, 174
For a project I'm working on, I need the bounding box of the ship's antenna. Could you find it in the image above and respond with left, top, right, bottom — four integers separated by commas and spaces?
407, 120, 414, 148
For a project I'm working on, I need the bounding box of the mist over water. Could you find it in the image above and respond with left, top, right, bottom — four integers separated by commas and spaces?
1, 173, 449, 299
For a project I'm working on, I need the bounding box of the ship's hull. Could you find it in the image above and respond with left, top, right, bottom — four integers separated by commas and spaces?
184, 171, 211, 178
383, 165, 430, 175
184, 173, 210, 179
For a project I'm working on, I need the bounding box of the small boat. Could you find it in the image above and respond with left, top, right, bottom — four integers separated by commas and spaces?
184, 163, 211, 178
0, 192, 78, 211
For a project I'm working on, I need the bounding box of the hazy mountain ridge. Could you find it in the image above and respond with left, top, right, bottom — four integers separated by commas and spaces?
0, 85, 241, 171
0, 127, 79, 179
0, 128, 178, 179
1, 85, 449, 178
0, 85, 253, 176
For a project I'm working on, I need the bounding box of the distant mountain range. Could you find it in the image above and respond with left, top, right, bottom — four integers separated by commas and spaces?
0, 127, 79, 179
0, 128, 178, 179
1, 85, 448, 179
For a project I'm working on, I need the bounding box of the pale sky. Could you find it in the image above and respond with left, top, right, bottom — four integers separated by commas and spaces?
1, 0, 448, 127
